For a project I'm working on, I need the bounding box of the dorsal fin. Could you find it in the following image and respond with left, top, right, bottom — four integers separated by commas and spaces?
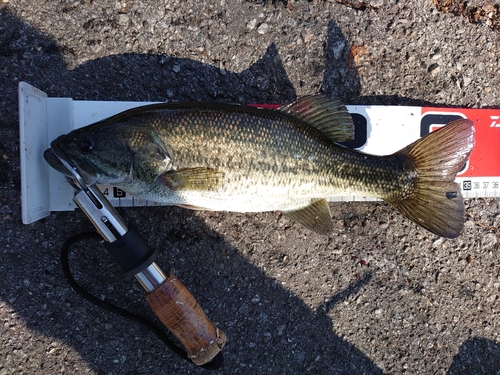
279, 95, 354, 143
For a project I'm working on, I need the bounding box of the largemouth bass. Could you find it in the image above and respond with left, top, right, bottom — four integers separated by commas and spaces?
44, 95, 474, 238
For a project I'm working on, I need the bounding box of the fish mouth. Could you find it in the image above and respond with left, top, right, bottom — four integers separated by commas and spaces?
43, 147, 73, 176
43, 146, 97, 185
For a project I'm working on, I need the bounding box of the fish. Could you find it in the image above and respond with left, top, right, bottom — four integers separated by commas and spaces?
44, 95, 475, 238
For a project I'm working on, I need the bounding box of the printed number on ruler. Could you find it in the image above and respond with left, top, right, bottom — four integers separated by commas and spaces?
101, 186, 127, 198
98, 185, 168, 207
458, 178, 500, 198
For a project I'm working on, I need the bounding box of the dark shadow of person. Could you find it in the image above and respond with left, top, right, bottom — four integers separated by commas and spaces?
321, 21, 361, 103
0, 8, 395, 374
447, 337, 500, 375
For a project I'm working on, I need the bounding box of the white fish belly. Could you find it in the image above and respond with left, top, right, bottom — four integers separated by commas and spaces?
140, 183, 330, 212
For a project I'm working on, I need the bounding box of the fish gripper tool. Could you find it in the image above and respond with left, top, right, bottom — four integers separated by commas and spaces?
53, 154, 226, 367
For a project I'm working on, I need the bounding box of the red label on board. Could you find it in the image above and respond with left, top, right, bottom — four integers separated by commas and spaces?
421, 107, 500, 177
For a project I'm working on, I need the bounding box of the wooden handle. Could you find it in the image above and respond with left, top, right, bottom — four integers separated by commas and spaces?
145, 274, 226, 365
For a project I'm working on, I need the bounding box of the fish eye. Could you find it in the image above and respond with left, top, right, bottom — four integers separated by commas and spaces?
78, 135, 95, 153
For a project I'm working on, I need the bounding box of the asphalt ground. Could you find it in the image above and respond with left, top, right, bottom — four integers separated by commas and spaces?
1, 1, 499, 374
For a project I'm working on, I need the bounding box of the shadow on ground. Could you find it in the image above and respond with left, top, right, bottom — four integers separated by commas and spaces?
0, 9, 498, 374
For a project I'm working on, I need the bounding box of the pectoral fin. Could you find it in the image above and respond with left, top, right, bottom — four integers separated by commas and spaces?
283, 199, 334, 235
162, 168, 224, 191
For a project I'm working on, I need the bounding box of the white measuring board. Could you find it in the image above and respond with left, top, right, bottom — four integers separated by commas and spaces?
19, 82, 500, 224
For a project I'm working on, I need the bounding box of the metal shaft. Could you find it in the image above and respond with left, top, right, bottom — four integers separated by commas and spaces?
73, 185, 166, 292
135, 263, 167, 292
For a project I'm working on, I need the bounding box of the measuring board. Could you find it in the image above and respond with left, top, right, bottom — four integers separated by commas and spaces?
19, 82, 500, 224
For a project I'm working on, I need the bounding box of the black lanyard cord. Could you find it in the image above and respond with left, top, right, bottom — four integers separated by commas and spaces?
60, 231, 223, 371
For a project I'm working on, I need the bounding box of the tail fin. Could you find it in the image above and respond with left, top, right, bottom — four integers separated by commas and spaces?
388, 119, 475, 238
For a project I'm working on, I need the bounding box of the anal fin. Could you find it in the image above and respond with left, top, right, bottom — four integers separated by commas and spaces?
283, 199, 334, 235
